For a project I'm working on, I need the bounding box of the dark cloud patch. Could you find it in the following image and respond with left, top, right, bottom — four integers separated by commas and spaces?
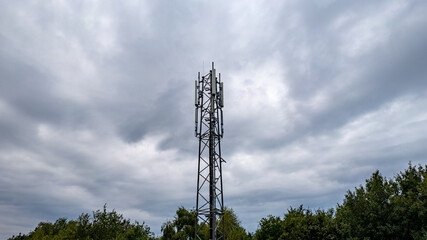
0, 57, 60, 123
0, 112, 35, 150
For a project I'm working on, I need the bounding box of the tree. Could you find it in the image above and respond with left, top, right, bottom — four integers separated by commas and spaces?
91, 204, 131, 239
8, 205, 155, 240
90, 204, 154, 240
161, 220, 176, 240
161, 206, 250, 240
391, 163, 427, 240
336, 171, 396, 239
335, 164, 427, 240
218, 207, 251, 240
280, 206, 336, 240
254, 206, 336, 240
174, 207, 196, 239
75, 213, 91, 239
161, 206, 196, 240
254, 215, 282, 240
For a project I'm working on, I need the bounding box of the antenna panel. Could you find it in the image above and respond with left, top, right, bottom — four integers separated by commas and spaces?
195, 80, 198, 106
219, 82, 224, 108
211, 69, 217, 95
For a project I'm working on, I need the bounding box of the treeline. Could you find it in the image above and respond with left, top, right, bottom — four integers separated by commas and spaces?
9, 205, 155, 240
255, 163, 427, 240
9, 163, 427, 240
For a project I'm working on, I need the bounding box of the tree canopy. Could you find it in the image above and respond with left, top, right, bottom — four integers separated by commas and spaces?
253, 163, 427, 240
9, 163, 427, 240
160, 206, 250, 240
9, 204, 155, 240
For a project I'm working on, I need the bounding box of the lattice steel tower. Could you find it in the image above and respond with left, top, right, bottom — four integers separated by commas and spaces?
194, 62, 225, 240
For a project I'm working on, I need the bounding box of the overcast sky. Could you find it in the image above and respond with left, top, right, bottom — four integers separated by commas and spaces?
1, 0, 427, 238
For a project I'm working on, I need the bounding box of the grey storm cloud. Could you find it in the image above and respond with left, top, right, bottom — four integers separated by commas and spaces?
1, 0, 427, 238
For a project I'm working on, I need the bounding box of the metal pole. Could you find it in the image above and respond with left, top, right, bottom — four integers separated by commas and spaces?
195, 74, 202, 240
209, 62, 216, 240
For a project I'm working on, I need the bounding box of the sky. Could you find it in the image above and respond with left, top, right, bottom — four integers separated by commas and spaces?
1, 0, 427, 238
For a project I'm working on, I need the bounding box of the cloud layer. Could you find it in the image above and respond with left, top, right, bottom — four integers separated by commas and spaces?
1, 0, 427, 237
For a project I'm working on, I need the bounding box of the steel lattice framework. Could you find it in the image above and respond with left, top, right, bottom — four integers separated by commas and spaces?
194, 62, 225, 240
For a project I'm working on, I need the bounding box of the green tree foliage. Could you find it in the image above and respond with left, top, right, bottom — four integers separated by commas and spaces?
254, 206, 336, 240
254, 163, 426, 240
160, 220, 176, 240
336, 171, 396, 239
254, 215, 282, 240
280, 206, 336, 240
336, 163, 427, 240
218, 207, 251, 240
174, 207, 196, 239
160, 206, 196, 240
8, 204, 155, 240
160, 207, 250, 240
392, 164, 427, 239
9, 163, 427, 240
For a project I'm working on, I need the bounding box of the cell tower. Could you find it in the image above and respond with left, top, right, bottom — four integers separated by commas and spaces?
194, 62, 225, 240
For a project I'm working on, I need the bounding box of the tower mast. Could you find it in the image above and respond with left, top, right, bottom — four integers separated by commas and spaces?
195, 62, 225, 240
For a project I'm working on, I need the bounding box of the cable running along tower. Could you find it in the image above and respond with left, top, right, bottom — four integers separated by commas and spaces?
194, 62, 225, 240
